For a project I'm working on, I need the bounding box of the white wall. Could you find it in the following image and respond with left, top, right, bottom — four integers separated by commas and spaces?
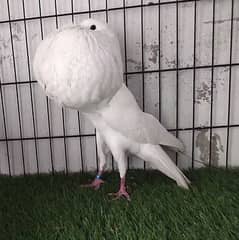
0, 0, 238, 175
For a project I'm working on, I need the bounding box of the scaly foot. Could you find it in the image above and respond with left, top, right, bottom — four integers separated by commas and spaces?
108, 176, 130, 201
108, 189, 131, 201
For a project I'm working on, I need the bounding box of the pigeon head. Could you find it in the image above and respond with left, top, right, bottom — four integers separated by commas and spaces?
33, 19, 123, 111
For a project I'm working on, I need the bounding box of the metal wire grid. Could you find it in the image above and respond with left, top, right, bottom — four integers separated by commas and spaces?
0, 0, 237, 176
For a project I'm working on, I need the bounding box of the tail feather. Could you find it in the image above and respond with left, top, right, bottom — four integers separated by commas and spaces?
135, 144, 190, 189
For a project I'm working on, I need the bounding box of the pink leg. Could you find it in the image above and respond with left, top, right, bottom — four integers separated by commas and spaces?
80, 171, 104, 190
109, 177, 131, 201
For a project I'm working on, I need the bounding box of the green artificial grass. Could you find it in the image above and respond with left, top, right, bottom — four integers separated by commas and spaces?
0, 168, 239, 240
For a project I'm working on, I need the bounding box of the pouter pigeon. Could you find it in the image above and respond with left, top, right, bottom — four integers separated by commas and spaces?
33, 19, 190, 201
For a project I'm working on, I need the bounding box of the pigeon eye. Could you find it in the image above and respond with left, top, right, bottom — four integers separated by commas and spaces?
90, 24, 96, 30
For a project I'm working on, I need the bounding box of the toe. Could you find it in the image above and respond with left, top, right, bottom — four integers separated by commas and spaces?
108, 192, 117, 196
122, 192, 131, 201
81, 179, 104, 189
109, 191, 131, 201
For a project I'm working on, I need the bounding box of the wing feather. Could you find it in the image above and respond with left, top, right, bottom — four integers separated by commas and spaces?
100, 84, 184, 152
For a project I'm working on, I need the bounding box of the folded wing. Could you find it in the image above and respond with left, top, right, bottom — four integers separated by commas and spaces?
100, 84, 184, 152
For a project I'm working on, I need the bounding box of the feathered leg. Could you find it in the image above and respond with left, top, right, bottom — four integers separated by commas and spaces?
81, 131, 109, 190
109, 152, 130, 201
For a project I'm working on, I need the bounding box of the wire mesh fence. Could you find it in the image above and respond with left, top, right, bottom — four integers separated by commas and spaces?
0, 0, 238, 176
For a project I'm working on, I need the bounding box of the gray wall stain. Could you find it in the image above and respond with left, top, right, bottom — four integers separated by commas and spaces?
127, 58, 142, 71
12, 22, 23, 34
216, 68, 228, 88
211, 133, 224, 166
165, 58, 176, 68
127, 42, 160, 70
12, 22, 24, 41
146, 43, 159, 64
196, 129, 209, 163
0, 38, 12, 65
196, 82, 212, 104
0, 39, 10, 49
154, 102, 160, 108
196, 77, 226, 104
12, 34, 22, 42
196, 129, 224, 166
223, 67, 229, 73
0, 23, 23, 63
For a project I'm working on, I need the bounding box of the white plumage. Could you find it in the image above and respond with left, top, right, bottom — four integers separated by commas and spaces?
33, 19, 190, 200
99, 84, 185, 151
33, 19, 123, 111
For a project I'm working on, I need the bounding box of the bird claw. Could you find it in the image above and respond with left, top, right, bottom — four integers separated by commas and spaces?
108, 190, 131, 201
80, 178, 104, 190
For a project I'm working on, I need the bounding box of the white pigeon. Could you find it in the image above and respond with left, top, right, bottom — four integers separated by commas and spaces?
33, 18, 190, 201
